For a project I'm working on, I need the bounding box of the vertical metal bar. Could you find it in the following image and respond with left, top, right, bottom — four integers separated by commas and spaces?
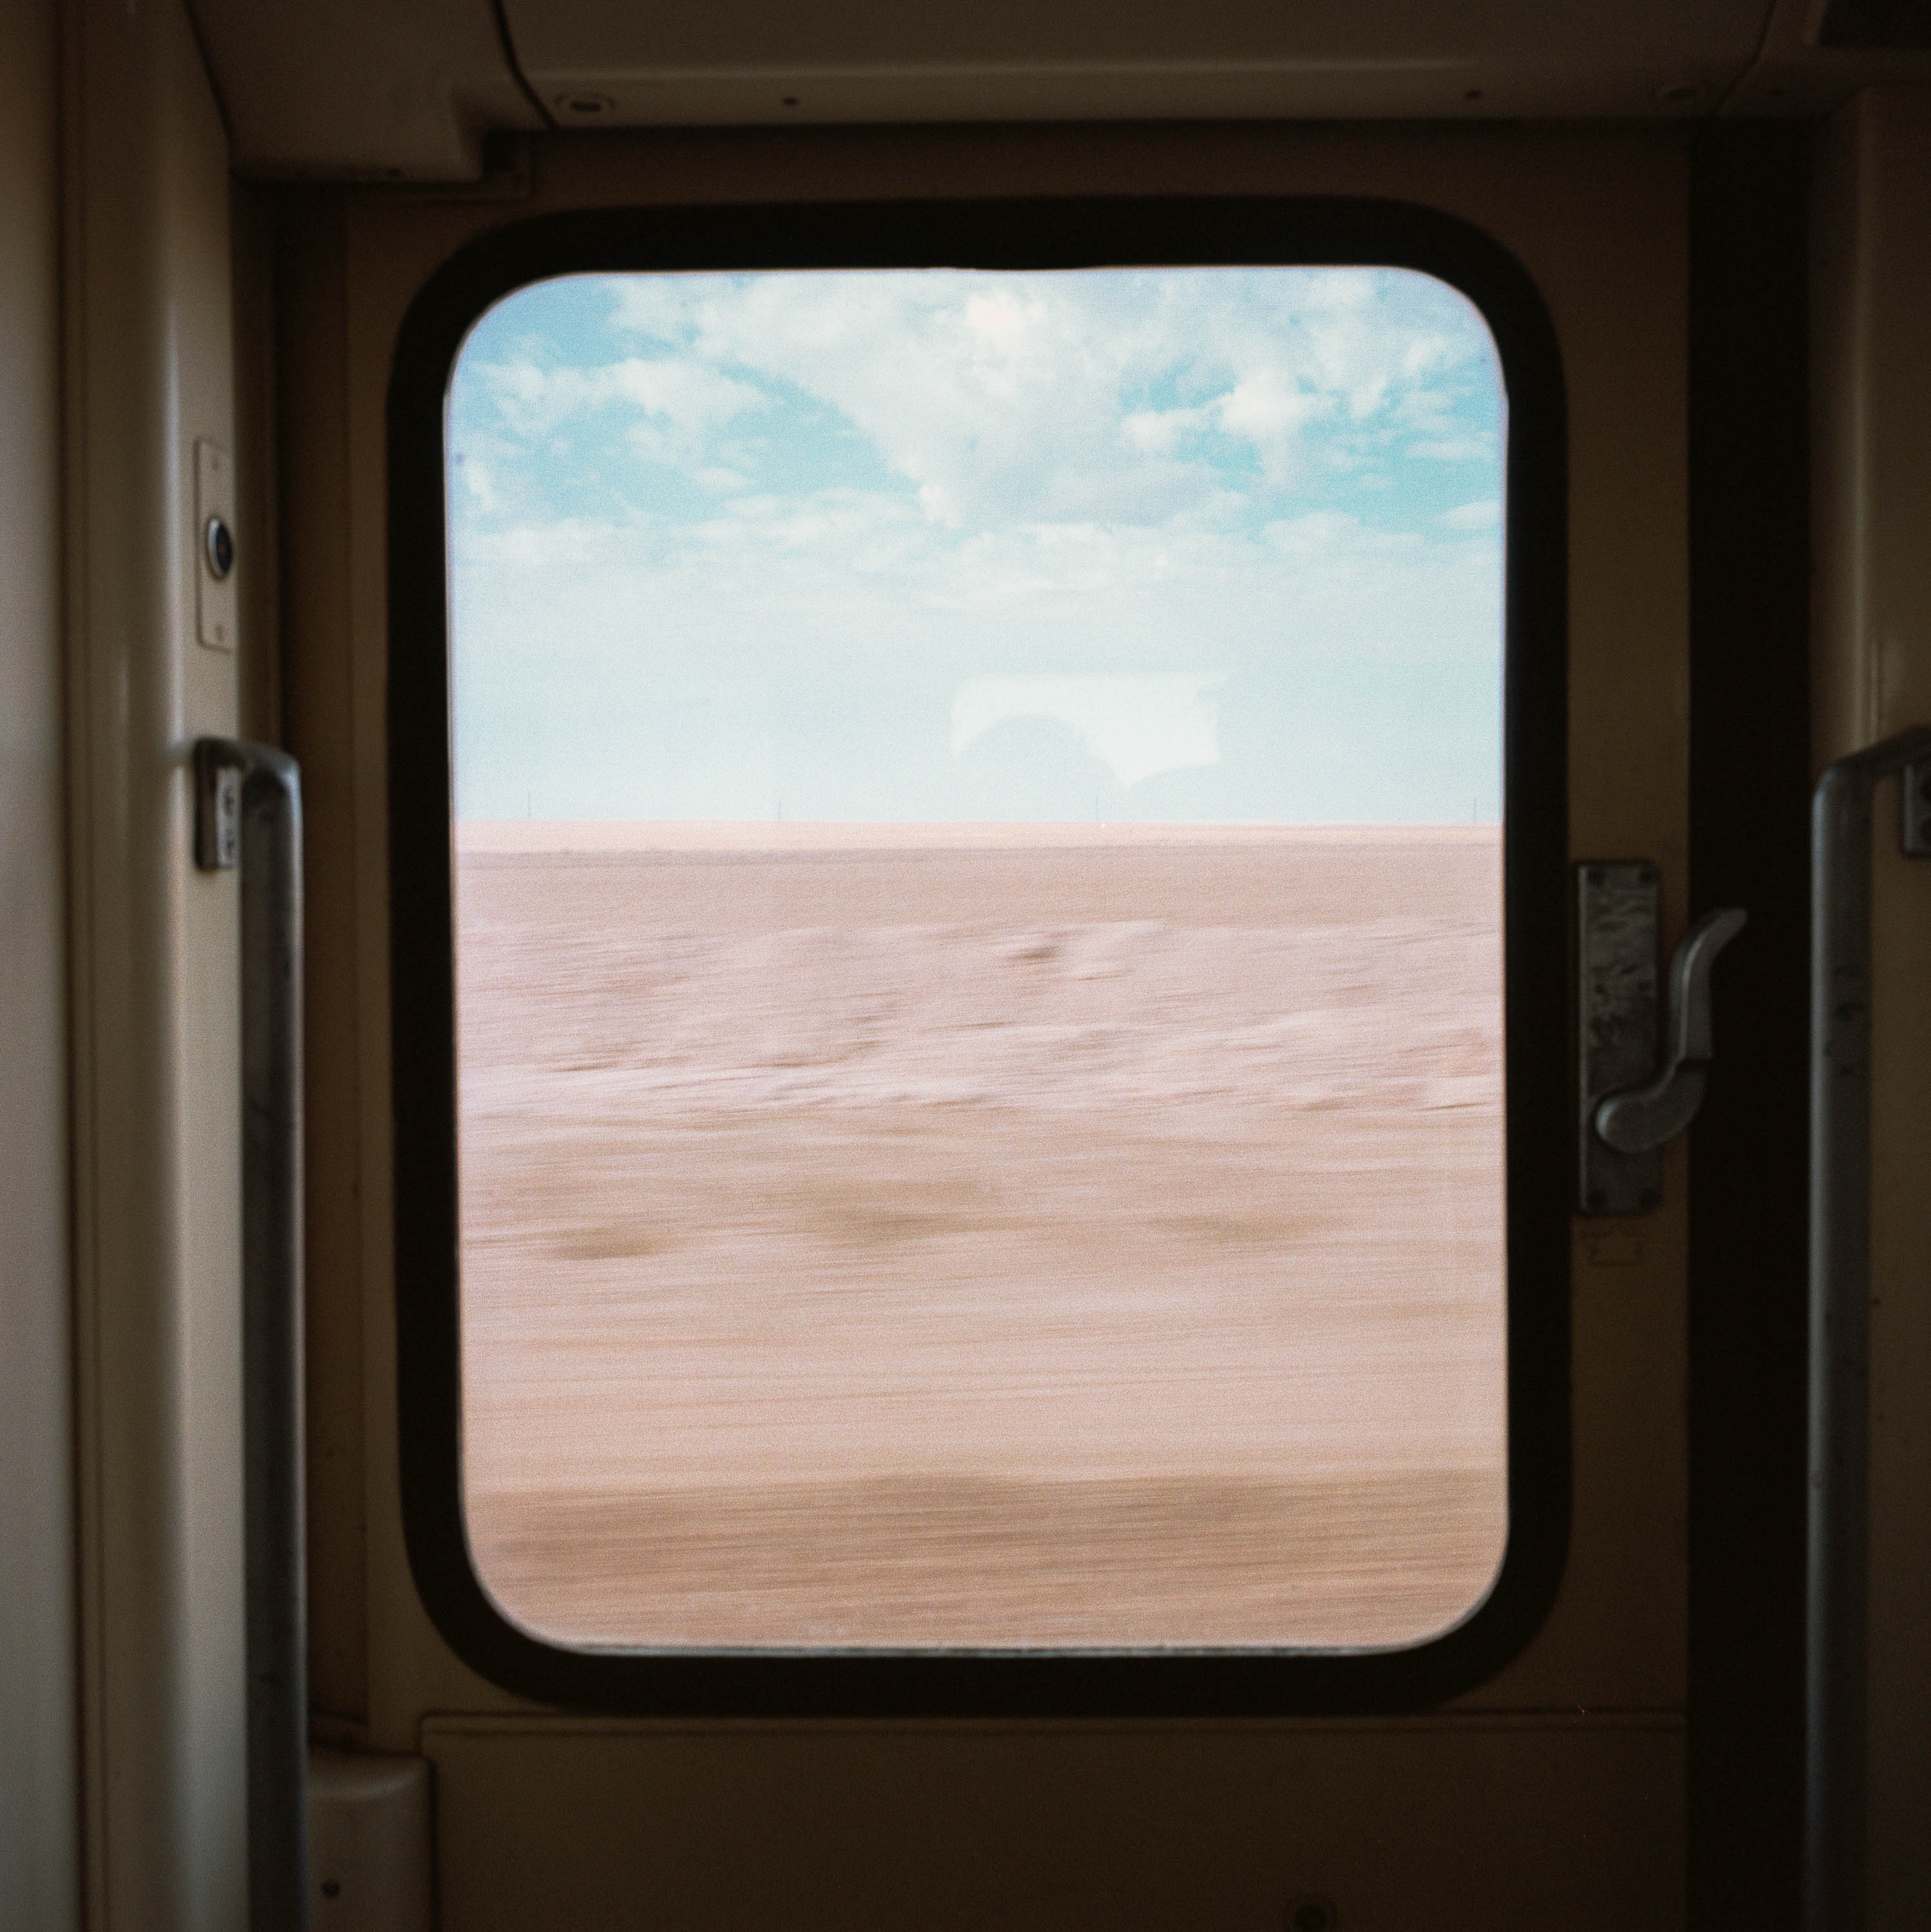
1807, 724, 1931, 1932
196, 737, 308, 1932
1809, 753, 1873, 1932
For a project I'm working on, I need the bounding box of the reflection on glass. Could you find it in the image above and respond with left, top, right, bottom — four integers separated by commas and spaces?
449, 266, 1508, 1649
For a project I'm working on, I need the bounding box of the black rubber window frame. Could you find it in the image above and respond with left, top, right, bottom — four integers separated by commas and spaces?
388, 194, 1570, 1718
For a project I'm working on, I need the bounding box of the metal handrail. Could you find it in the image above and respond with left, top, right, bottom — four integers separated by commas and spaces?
196, 737, 309, 1932
1807, 724, 1931, 1932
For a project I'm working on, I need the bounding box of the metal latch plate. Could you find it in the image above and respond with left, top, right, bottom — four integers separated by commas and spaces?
1577, 860, 1662, 1216
1903, 759, 1931, 857
194, 438, 236, 652
196, 742, 241, 871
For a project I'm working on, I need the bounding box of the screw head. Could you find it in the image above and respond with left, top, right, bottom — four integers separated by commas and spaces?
203, 515, 234, 582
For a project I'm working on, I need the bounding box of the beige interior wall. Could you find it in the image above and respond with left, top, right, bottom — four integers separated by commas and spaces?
0, 0, 79, 1925
281, 123, 1694, 1926
62, 0, 256, 1924
231, 181, 283, 752
1810, 81, 1931, 1929
279, 190, 372, 1736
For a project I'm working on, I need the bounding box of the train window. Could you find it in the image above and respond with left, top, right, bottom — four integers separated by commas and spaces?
388, 202, 1570, 1713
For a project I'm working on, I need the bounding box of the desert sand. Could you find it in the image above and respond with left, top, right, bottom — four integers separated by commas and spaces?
455, 824, 1506, 1651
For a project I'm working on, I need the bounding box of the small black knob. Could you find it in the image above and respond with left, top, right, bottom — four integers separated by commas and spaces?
204, 515, 234, 581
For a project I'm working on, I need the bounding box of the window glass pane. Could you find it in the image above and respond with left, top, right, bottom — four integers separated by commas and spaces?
447, 265, 1507, 1650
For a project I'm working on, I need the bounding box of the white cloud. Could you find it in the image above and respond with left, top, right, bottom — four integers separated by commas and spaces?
472, 354, 767, 451
951, 675, 1222, 789
589, 267, 1496, 529
456, 455, 500, 511
1263, 510, 1418, 559
1120, 407, 1203, 457
450, 486, 1500, 677
474, 518, 621, 569
1215, 373, 1326, 477
1408, 436, 1494, 464
1439, 499, 1502, 530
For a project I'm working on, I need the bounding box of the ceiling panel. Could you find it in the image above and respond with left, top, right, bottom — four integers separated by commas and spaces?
187, 0, 1931, 180
189, 0, 542, 181
1724, 0, 1931, 113
502, 0, 1774, 127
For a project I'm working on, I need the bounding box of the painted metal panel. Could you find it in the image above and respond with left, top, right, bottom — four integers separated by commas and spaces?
1807, 82, 1931, 1931
186, 0, 541, 184
279, 120, 1692, 1924
285, 124, 1695, 1733
64, 0, 250, 1924
0, 0, 78, 1920
503, 0, 1769, 128
426, 1716, 1685, 1931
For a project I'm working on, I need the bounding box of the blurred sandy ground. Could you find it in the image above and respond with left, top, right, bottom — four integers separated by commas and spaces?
455, 826, 1505, 1650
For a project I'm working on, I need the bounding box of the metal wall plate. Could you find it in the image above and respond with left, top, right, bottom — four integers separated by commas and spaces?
194, 437, 236, 652
1901, 758, 1931, 856
194, 741, 241, 871
1577, 861, 1661, 1216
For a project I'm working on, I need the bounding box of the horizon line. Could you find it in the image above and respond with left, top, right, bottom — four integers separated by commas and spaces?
456, 819, 1503, 855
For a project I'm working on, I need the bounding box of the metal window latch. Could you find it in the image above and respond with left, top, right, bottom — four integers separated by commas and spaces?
195, 739, 243, 869
190, 736, 310, 1927
1576, 862, 1746, 1216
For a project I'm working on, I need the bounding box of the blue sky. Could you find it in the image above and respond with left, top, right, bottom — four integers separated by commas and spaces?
447, 267, 1505, 824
